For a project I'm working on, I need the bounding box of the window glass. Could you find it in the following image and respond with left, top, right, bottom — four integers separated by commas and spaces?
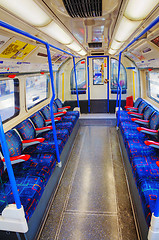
0, 79, 19, 122
70, 59, 86, 92
110, 58, 127, 94
147, 70, 159, 103
26, 74, 49, 109
92, 58, 104, 85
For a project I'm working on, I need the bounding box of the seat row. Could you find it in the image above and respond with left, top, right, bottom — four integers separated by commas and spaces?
0, 99, 79, 223
118, 98, 159, 227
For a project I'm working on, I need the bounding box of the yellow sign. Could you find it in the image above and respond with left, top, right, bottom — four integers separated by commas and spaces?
0, 40, 36, 60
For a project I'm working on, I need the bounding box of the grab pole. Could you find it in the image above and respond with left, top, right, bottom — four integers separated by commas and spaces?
73, 57, 80, 108
0, 116, 21, 209
46, 44, 61, 167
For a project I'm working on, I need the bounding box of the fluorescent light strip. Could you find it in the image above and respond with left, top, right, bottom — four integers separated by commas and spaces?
39, 21, 73, 45
124, 0, 159, 21
78, 49, 87, 56
111, 40, 123, 50
108, 49, 117, 55
66, 41, 82, 52
114, 16, 141, 42
0, 0, 51, 27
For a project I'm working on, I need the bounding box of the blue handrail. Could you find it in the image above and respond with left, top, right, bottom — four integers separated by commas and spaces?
116, 16, 159, 128
0, 116, 21, 209
73, 57, 80, 108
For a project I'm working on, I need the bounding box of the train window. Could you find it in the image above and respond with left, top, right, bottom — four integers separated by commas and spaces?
92, 58, 104, 85
0, 79, 19, 122
147, 69, 159, 103
70, 59, 86, 94
110, 58, 127, 94
26, 74, 49, 110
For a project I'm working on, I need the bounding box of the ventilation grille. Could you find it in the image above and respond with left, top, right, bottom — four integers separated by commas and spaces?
88, 42, 102, 48
91, 52, 104, 55
62, 0, 102, 18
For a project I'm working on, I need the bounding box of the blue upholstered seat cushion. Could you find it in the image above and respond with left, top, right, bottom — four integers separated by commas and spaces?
38, 129, 69, 145
126, 138, 158, 163
56, 122, 74, 134
0, 176, 45, 222
131, 155, 159, 185
138, 179, 159, 226
23, 139, 64, 156
65, 111, 79, 118
121, 128, 147, 145
5, 129, 23, 157
61, 115, 77, 125
30, 112, 45, 128
55, 98, 63, 108
134, 98, 143, 108
0, 159, 4, 177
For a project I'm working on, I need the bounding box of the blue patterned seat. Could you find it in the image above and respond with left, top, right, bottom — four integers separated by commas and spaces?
40, 105, 74, 134
0, 175, 45, 222
126, 138, 158, 163
138, 179, 159, 226
54, 98, 79, 118
131, 155, 159, 184
15, 119, 65, 156
30, 111, 70, 144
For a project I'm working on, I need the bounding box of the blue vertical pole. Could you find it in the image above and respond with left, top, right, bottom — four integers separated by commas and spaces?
154, 196, 159, 217
107, 57, 109, 113
0, 116, 21, 209
46, 44, 61, 165
87, 57, 90, 113
117, 52, 122, 128
73, 57, 80, 108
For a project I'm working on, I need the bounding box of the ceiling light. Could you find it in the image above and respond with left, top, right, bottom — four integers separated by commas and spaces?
78, 49, 87, 56
108, 49, 117, 55
66, 41, 82, 52
114, 16, 141, 42
39, 21, 73, 45
111, 40, 123, 50
0, 0, 51, 27
124, 0, 159, 21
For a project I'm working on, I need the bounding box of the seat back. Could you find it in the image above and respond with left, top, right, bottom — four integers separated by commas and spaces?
134, 98, 143, 108
143, 106, 155, 120
55, 98, 63, 108
138, 101, 148, 114
30, 111, 45, 128
5, 130, 22, 157
149, 112, 159, 130
53, 102, 58, 113
16, 119, 36, 140
0, 157, 4, 177
40, 106, 51, 120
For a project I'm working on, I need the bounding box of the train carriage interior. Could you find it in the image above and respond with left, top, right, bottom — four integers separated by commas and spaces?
0, 0, 159, 239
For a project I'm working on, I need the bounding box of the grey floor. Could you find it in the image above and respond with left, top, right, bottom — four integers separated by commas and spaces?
40, 126, 138, 240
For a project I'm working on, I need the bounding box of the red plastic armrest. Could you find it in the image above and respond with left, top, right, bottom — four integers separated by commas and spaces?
22, 138, 45, 143
58, 106, 71, 110
137, 127, 158, 136
45, 119, 51, 122
2, 154, 30, 163
54, 111, 67, 117
156, 161, 159, 167
45, 117, 61, 122
145, 140, 159, 149
36, 127, 52, 131
128, 112, 143, 116
131, 118, 149, 123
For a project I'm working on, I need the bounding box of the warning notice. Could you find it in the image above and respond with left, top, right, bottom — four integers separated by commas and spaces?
0, 40, 36, 60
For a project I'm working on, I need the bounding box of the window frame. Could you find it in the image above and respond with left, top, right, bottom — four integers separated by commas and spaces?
110, 58, 127, 94
147, 69, 159, 104
70, 59, 87, 93
25, 74, 49, 110
0, 78, 20, 123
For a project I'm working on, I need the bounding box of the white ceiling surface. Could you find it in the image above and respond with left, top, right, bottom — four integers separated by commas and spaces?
0, 0, 158, 69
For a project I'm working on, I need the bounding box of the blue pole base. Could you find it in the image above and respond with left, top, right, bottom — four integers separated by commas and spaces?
56, 161, 62, 168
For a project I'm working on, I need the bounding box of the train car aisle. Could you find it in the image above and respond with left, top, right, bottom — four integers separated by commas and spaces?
40, 126, 137, 240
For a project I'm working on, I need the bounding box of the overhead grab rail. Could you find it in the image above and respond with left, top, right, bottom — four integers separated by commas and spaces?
116, 16, 159, 240
0, 20, 80, 232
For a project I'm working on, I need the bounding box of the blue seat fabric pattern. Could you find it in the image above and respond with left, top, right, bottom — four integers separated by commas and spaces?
119, 98, 159, 228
